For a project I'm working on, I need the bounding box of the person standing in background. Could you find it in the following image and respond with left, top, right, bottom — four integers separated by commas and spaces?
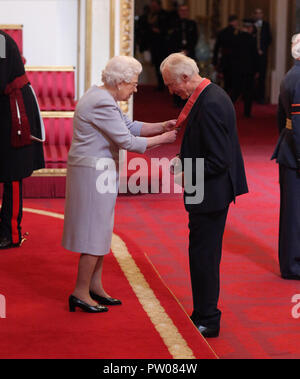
213, 15, 240, 97
168, 4, 198, 60
168, 4, 198, 107
135, 5, 151, 56
231, 19, 259, 118
253, 8, 272, 104
271, 34, 300, 280
146, 0, 169, 91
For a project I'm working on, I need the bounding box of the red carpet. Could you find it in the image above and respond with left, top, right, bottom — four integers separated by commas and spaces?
1, 87, 300, 359
0, 208, 216, 359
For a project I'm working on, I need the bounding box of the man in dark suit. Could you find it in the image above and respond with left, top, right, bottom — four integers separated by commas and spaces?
0, 30, 45, 249
168, 4, 198, 107
253, 8, 272, 104
168, 4, 198, 59
146, 0, 169, 91
161, 53, 248, 338
213, 15, 240, 97
271, 34, 300, 280
231, 19, 259, 118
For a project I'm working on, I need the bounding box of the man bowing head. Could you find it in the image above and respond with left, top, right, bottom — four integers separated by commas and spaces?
161, 53, 248, 338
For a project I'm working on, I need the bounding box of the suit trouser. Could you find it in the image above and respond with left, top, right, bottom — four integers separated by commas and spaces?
222, 68, 234, 96
256, 54, 268, 102
231, 74, 255, 117
0, 181, 23, 244
279, 165, 300, 277
188, 206, 229, 329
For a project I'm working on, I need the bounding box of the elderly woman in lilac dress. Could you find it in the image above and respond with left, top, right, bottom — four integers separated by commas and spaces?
62, 56, 177, 313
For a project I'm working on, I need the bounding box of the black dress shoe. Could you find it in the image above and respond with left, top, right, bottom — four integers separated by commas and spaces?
0, 237, 21, 250
69, 295, 108, 313
194, 324, 220, 338
90, 291, 122, 305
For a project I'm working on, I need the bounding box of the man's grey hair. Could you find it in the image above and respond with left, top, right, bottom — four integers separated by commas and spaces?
102, 56, 142, 87
160, 53, 199, 82
292, 33, 300, 60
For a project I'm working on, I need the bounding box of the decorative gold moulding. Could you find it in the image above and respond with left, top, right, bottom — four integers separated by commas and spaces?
25, 66, 75, 71
119, 0, 133, 113
0, 24, 23, 29
41, 111, 74, 118
32, 168, 67, 177
119, 101, 129, 114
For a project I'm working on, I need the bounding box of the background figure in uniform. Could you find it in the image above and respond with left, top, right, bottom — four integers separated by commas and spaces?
168, 4, 198, 59
0, 30, 45, 249
231, 19, 259, 118
161, 53, 248, 338
253, 8, 272, 104
147, 0, 169, 91
271, 34, 300, 280
213, 15, 240, 97
168, 4, 198, 107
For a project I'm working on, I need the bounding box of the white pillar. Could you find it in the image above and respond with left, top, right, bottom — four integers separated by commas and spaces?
78, 0, 134, 116
270, 0, 288, 104
77, 0, 86, 99
90, 0, 111, 87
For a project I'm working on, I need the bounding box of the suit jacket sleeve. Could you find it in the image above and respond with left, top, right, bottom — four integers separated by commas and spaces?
277, 94, 286, 134
91, 100, 147, 154
200, 101, 232, 177
122, 112, 143, 136
292, 81, 300, 165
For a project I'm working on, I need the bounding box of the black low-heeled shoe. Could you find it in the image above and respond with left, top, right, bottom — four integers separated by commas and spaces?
89, 291, 122, 305
69, 295, 109, 313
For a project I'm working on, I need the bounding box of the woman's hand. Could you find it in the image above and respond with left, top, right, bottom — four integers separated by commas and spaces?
146, 130, 177, 150
161, 130, 177, 144
163, 119, 178, 132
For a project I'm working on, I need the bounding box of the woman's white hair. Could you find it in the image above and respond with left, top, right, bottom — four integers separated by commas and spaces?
292, 33, 300, 60
160, 53, 199, 82
102, 56, 142, 87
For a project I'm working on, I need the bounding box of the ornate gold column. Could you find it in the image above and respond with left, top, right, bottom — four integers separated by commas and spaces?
119, 0, 134, 113
120, 0, 133, 56
110, 0, 116, 58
